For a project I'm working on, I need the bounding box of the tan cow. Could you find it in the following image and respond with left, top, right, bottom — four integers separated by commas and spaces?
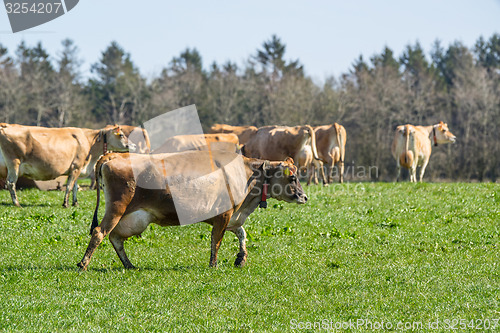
296, 139, 314, 179
89, 125, 151, 189
209, 124, 258, 145
119, 125, 151, 154
241, 125, 320, 166
0, 124, 134, 207
154, 133, 240, 154
391, 121, 456, 182
307, 123, 347, 185
77, 151, 307, 270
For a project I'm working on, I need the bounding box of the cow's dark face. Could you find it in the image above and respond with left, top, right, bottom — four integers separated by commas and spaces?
267, 158, 307, 204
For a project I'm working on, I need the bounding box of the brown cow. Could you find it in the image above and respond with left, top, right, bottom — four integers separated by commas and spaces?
307, 123, 347, 185
153, 133, 240, 154
209, 124, 258, 145
241, 125, 320, 165
0, 124, 134, 207
391, 122, 456, 182
77, 151, 307, 270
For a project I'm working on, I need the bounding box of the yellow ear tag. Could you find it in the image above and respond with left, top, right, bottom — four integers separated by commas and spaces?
284, 168, 290, 176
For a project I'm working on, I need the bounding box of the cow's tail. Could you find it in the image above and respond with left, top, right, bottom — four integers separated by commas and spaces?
306, 125, 320, 160
90, 176, 100, 235
90, 155, 110, 235
142, 128, 152, 153
335, 123, 345, 163
399, 125, 414, 169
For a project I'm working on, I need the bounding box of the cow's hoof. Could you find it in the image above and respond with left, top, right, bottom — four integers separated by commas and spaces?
234, 257, 247, 267
62, 203, 69, 208
76, 262, 87, 271
72, 202, 79, 207
323, 183, 329, 187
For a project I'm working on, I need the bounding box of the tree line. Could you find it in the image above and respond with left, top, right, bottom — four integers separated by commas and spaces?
1, 34, 499, 181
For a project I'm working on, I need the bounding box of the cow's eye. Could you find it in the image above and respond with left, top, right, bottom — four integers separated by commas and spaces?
290, 175, 297, 182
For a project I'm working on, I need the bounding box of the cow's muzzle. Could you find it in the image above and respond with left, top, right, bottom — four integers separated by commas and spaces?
294, 193, 307, 204
127, 143, 137, 152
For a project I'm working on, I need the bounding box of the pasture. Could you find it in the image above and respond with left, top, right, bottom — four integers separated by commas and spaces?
0, 182, 498, 332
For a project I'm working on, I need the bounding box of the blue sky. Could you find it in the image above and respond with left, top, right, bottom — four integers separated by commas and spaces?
1, 0, 499, 82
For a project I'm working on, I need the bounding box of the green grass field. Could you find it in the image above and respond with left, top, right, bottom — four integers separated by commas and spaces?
0, 182, 498, 332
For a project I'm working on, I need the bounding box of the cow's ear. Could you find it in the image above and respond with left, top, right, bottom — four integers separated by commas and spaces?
113, 126, 122, 134
284, 157, 294, 165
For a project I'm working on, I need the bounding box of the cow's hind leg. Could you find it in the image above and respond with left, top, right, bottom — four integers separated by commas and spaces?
338, 161, 345, 184
306, 164, 314, 186
418, 158, 430, 182
63, 168, 81, 208
109, 231, 135, 269
231, 226, 247, 267
395, 161, 401, 182
318, 161, 328, 186
77, 200, 131, 270
72, 182, 79, 207
209, 212, 232, 267
108, 210, 153, 269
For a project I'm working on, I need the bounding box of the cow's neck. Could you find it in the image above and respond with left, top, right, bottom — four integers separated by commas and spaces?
423, 125, 438, 146
83, 129, 106, 175
234, 163, 269, 217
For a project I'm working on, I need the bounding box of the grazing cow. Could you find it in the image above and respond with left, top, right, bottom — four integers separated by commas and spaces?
311, 123, 347, 184
209, 124, 258, 145
77, 151, 307, 270
0, 124, 134, 207
391, 121, 456, 182
242, 125, 320, 167
154, 133, 240, 154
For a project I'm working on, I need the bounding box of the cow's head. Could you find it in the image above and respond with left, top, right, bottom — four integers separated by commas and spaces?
104, 126, 137, 152
434, 121, 456, 144
264, 157, 307, 204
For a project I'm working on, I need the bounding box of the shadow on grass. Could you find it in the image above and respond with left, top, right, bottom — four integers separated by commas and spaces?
0, 202, 54, 208
0, 264, 81, 272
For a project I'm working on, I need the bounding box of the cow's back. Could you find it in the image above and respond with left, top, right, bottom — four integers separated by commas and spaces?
210, 124, 257, 145
101, 151, 252, 225
0, 125, 89, 180
244, 126, 306, 161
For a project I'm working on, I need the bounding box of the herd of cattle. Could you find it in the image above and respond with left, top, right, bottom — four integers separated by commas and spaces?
0, 121, 456, 269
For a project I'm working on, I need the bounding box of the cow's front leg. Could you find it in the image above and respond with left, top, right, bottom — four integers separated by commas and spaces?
72, 182, 79, 207
5, 160, 21, 207
231, 226, 248, 267
209, 212, 232, 267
